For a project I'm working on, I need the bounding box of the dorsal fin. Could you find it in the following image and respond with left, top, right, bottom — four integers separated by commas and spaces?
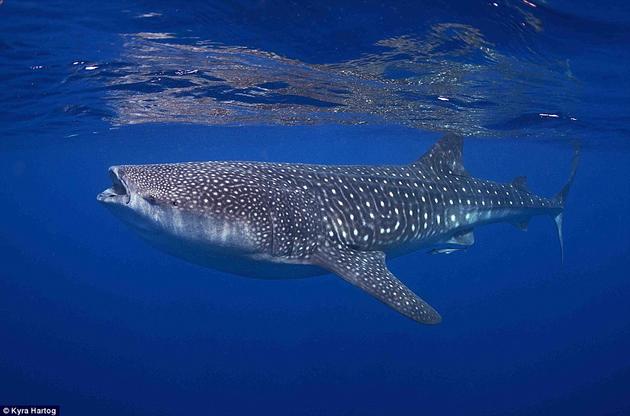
411, 133, 469, 176
511, 176, 529, 192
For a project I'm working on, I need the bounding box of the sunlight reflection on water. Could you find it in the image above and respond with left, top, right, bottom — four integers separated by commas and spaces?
82, 22, 578, 138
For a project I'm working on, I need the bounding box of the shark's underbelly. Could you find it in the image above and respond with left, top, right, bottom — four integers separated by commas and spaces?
186, 251, 328, 279
133, 220, 326, 279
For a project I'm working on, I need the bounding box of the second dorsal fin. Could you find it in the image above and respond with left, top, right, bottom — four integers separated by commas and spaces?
512, 176, 529, 192
411, 133, 469, 177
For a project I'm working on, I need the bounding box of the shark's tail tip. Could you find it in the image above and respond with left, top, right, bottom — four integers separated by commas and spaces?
554, 212, 565, 263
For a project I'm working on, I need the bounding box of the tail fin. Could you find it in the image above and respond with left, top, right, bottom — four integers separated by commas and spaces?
553, 143, 581, 207
553, 143, 581, 263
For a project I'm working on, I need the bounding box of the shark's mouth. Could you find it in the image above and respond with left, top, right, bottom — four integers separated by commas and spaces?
97, 167, 131, 205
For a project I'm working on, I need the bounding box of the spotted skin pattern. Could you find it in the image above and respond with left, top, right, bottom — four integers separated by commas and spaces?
99, 134, 578, 324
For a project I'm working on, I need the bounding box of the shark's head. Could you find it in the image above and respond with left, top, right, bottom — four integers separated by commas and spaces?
97, 164, 270, 262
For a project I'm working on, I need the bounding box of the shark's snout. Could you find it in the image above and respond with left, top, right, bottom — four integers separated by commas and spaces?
97, 166, 131, 205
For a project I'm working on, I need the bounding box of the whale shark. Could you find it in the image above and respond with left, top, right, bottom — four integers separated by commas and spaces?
97, 134, 579, 324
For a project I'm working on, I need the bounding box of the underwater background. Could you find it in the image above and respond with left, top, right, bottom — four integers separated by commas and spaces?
1, 0, 630, 414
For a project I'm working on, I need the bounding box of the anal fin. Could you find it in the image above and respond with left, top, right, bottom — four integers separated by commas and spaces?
510, 219, 530, 231
313, 245, 441, 325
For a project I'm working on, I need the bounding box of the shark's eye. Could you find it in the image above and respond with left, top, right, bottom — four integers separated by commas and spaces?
171, 200, 179, 206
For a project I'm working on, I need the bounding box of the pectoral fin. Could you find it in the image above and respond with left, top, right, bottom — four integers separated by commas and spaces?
313, 245, 442, 324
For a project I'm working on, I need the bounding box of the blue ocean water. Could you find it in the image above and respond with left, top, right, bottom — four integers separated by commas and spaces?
1, 1, 630, 415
